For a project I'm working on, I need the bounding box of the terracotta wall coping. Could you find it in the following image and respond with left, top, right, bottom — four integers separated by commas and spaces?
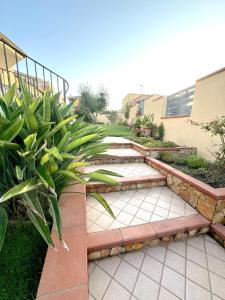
109, 141, 196, 152
132, 141, 196, 152
211, 223, 225, 240
146, 157, 225, 200
87, 214, 209, 252
37, 184, 88, 300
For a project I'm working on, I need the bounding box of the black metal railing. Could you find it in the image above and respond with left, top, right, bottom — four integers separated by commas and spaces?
0, 36, 69, 101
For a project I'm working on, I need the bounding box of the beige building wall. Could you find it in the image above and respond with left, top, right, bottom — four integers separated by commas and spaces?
124, 67, 225, 160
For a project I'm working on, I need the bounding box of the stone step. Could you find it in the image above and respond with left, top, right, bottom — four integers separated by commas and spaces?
86, 174, 166, 193
87, 214, 210, 261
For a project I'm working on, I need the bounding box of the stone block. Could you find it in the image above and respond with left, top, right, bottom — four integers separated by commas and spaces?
189, 229, 197, 236
101, 249, 110, 258
88, 251, 101, 261
132, 243, 144, 251
175, 233, 187, 240
197, 194, 216, 221
110, 247, 122, 256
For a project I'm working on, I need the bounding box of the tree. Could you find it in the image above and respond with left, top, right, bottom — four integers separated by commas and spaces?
78, 83, 108, 123
123, 102, 132, 120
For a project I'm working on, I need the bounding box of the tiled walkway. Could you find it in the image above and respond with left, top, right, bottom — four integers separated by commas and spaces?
86, 163, 160, 178
105, 148, 142, 156
87, 187, 197, 233
88, 234, 225, 300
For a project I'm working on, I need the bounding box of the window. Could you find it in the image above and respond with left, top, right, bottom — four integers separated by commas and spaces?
166, 85, 195, 117
138, 99, 144, 115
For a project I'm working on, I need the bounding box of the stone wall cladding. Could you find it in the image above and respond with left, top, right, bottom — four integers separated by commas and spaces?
86, 178, 166, 193
89, 157, 144, 165
146, 157, 225, 224
131, 142, 197, 158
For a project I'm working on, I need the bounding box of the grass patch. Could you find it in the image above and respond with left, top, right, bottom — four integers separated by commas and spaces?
99, 124, 133, 137
0, 222, 47, 300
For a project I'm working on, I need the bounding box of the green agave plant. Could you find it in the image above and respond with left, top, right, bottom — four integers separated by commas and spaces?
0, 82, 120, 251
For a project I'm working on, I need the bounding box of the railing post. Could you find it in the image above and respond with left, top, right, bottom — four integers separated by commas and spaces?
3, 43, 11, 88
63, 79, 66, 103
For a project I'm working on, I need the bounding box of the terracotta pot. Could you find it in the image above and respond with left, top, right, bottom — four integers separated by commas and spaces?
134, 127, 141, 136
144, 127, 151, 136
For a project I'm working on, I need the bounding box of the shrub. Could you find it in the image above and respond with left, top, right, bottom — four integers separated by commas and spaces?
185, 155, 206, 169
160, 152, 176, 162
145, 140, 177, 148
190, 116, 225, 163
202, 162, 225, 188
158, 122, 164, 141
107, 110, 118, 124
0, 82, 120, 251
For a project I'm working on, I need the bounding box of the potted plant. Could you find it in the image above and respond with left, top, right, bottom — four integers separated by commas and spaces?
133, 117, 142, 136
140, 114, 155, 136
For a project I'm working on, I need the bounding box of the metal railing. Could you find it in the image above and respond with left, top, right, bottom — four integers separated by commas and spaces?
0, 37, 69, 101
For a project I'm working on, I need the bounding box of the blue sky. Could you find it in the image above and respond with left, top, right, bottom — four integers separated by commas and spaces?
2, 0, 225, 108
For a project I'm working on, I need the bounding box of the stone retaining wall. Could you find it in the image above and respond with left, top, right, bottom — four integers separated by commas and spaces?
132, 142, 197, 158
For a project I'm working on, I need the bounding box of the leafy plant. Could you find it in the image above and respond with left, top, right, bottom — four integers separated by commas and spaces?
144, 139, 177, 148
158, 122, 165, 141
0, 82, 120, 251
159, 152, 176, 163
133, 116, 142, 128
190, 116, 225, 162
123, 102, 132, 120
185, 155, 206, 169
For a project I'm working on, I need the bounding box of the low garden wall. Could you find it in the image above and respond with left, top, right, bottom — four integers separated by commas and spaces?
146, 157, 225, 224
109, 141, 197, 158
210, 223, 225, 247
36, 183, 88, 300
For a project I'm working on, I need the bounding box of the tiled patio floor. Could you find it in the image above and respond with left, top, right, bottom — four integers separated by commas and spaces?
105, 148, 142, 156
87, 186, 197, 233
88, 234, 225, 300
86, 162, 160, 178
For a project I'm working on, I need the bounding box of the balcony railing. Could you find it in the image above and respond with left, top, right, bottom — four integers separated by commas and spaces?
0, 35, 69, 101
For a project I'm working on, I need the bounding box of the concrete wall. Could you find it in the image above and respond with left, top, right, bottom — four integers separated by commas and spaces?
125, 68, 225, 160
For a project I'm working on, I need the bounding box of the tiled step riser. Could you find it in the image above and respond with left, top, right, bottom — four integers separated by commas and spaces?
87, 179, 166, 193
88, 226, 209, 261
89, 157, 144, 165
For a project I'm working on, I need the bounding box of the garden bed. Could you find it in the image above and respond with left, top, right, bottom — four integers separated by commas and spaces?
159, 152, 225, 188
0, 222, 47, 300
